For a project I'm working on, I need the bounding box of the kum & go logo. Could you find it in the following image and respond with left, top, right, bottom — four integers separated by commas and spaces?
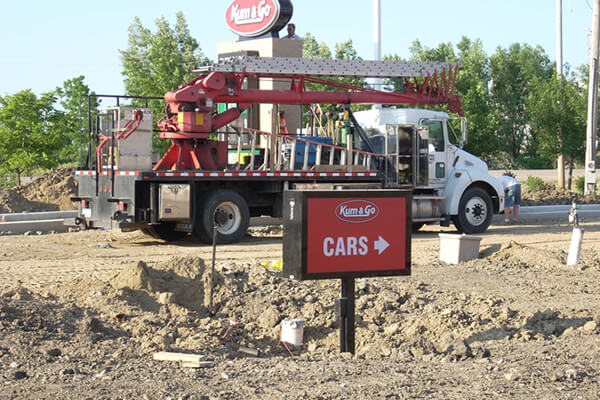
226, 0, 281, 37
335, 200, 380, 224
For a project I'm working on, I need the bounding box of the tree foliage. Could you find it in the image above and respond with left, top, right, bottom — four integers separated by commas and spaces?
55, 76, 99, 165
489, 43, 553, 158
406, 38, 494, 155
527, 74, 587, 173
120, 12, 209, 98
0, 91, 64, 185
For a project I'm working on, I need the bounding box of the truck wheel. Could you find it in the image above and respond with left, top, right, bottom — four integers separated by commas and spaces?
194, 190, 250, 244
453, 187, 492, 234
141, 223, 188, 241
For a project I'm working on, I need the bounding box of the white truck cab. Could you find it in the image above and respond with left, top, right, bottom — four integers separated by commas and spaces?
354, 107, 504, 233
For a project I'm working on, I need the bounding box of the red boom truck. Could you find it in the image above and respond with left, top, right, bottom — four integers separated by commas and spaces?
72, 56, 504, 243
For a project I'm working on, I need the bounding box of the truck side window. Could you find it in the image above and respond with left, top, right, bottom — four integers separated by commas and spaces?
423, 121, 444, 152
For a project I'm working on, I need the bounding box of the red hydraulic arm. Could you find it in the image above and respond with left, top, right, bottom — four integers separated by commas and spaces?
155, 58, 463, 171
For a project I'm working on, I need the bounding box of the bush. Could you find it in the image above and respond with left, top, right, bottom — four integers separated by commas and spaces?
515, 156, 553, 169
526, 176, 547, 193
574, 176, 585, 195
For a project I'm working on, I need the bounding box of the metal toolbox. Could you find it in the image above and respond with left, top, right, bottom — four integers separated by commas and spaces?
158, 184, 191, 221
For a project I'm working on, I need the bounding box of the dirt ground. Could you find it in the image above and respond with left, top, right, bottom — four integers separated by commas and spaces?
2, 220, 600, 399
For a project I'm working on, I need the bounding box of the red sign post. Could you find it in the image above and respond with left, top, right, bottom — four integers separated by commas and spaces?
283, 190, 411, 353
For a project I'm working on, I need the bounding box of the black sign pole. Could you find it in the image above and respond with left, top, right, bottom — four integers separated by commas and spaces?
340, 276, 356, 354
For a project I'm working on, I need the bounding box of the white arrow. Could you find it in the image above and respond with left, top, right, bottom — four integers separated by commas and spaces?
373, 236, 389, 255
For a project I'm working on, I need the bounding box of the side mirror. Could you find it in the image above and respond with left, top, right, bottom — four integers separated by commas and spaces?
460, 117, 468, 147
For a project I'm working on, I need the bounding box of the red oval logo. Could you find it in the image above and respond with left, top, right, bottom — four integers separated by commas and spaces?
335, 200, 380, 224
225, 0, 281, 37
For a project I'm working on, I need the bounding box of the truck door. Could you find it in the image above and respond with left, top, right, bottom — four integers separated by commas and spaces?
420, 119, 448, 188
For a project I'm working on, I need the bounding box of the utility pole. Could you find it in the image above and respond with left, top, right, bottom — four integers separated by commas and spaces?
585, 0, 599, 195
373, 0, 382, 91
557, 0, 565, 189
372, 0, 382, 109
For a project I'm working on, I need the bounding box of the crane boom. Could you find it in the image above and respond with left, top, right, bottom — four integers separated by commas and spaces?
155, 56, 462, 170
193, 56, 459, 78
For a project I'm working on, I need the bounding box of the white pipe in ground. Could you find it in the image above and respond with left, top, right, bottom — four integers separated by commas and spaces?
567, 227, 584, 266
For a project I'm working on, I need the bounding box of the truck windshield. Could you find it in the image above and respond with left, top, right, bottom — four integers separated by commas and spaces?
447, 120, 461, 145
363, 127, 393, 155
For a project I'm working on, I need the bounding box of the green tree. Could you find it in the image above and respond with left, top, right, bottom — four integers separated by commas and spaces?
527, 74, 587, 188
409, 39, 457, 62
406, 38, 494, 156
55, 76, 99, 165
455, 37, 494, 156
489, 43, 553, 158
120, 12, 210, 149
302, 33, 331, 59
121, 12, 208, 97
0, 90, 64, 185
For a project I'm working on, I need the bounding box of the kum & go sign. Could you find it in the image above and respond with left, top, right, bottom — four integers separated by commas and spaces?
283, 190, 412, 280
226, 0, 282, 37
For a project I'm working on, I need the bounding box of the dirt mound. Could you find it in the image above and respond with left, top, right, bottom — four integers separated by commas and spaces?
465, 240, 600, 272
522, 187, 598, 206
0, 168, 77, 213
39, 252, 595, 362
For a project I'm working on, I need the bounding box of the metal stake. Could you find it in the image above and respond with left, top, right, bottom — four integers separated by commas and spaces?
338, 277, 356, 354
209, 223, 218, 314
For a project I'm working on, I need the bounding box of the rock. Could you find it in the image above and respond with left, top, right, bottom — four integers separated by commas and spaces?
583, 321, 597, 332
158, 292, 175, 305
541, 308, 557, 320
551, 371, 564, 382
94, 369, 107, 378
308, 343, 318, 352
9, 361, 18, 369
561, 327, 575, 337
257, 306, 280, 329
221, 372, 230, 379
504, 370, 519, 381
47, 348, 62, 357
565, 368, 579, 380
541, 321, 557, 335
451, 340, 472, 360
87, 242, 113, 249
13, 370, 28, 380
409, 346, 424, 360
81, 317, 105, 335
472, 345, 491, 359
384, 322, 400, 337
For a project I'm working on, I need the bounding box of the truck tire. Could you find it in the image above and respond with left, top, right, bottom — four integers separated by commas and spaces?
194, 190, 250, 244
141, 223, 188, 241
453, 187, 492, 234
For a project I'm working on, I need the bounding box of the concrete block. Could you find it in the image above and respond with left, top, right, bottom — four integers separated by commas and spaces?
439, 233, 482, 264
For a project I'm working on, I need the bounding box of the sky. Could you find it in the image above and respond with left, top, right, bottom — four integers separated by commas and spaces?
0, 0, 595, 97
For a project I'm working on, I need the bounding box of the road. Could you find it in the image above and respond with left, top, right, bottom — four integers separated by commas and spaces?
1, 204, 599, 236
489, 169, 599, 182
